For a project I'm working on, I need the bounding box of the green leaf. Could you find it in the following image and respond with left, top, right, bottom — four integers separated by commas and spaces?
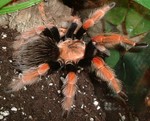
134, 0, 150, 9
105, 7, 127, 26
0, 0, 42, 15
105, 49, 120, 68
126, 9, 150, 37
103, 21, 115, 33
123, 33, 150, 86
115, 32, 150, 109
0, 0, 12, 8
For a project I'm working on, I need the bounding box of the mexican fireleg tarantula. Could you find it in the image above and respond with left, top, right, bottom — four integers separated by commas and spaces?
8, 2, 147, 115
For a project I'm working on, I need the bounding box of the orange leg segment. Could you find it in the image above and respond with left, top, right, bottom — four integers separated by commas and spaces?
92, 34, 136, 48
9, 63, 50, 91
62, 72, 77, 114
91, 57, 122, 94
82, 2, 115, 30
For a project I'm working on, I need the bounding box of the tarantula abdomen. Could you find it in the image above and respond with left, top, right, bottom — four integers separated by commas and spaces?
13, 35, 60, 70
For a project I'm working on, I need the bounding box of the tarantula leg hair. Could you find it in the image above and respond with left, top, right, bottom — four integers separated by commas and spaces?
62, 63, 77, 116
82, 2, 115, 30
75, 2, 115, 39
92, 34, 149, 52
92, 34, 136, 48
13, 24, 55, 50
15, 23, 53, 40
91, 57, 122, 94
8, 63, 50, 92
13, 35, 60, 70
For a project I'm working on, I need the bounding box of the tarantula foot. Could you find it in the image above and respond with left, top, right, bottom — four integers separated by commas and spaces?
4, 86, 18, 93
118, 91, 128, 102
129, 43, 149, 52
109, 2, 116, 9
62, 110, 69, 118
7, 78, 25, 92
82, 2, 116, 30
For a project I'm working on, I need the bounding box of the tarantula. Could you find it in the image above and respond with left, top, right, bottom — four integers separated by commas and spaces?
8, 2, 147, 115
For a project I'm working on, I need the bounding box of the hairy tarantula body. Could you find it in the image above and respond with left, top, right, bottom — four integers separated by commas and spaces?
8, 2, 148, 116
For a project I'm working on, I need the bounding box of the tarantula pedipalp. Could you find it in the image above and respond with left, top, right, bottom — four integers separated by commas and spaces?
8, 2, 147, 115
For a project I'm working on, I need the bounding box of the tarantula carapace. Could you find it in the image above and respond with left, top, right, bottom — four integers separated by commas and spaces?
8, 2, 147, 115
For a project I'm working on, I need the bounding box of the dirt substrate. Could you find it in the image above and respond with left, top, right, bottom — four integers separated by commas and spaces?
0, 26, 150, 121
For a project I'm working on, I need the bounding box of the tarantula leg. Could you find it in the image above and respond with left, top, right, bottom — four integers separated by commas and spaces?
75, 2, 115, 39
128, 43, 149, 52
16, 23, 53, 40
14, 25, 62, 52
82, 2, 115, 30
64, 16, 82, 39
65, 23, 78, 38
92, 34, 136, 48
42, 26, 60, 43
13, 24, 54, 50
94, 44, 110, 57
92, 34, 149, 52
8, 63, 50, 92
91, 57, 122, 94
62, 63, 77, 116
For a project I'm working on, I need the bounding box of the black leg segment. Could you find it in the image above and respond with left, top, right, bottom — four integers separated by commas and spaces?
66, 63, 77, 73
42, 27, 60, 43
75, 26, 86, 39
65, 23, 78, 39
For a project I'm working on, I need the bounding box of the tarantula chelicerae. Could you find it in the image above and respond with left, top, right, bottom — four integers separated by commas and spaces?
8, 2, 147, 115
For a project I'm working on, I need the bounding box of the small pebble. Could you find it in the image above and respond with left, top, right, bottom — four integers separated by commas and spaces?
93, 101, 99, 106
97, 106, 101, 110
83, 92, 86, 95
2, 47, 7, 50
31, 96, 34, 99
0, 110, 9, 116
41, 85, 44, 90
119, 113, 126, 121
1, 33, 7, 39
0, 115, 3, 120
29, 115, 33, 119
49, 83, 53, 86
57, 90, 61, 94
9, 60, 13, 63
22, 112, 26, 115
81, 104, 84, 109
23, 86, 27, 90
11, 107, 17, 112
90, 117, 94, 121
